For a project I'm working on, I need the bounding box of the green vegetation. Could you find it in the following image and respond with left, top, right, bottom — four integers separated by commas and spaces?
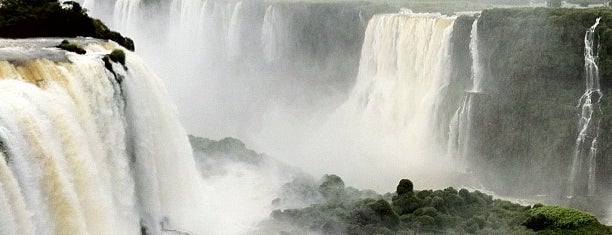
0, 0, 134, 50
56, 40, 86, 54
447, 8, 612, 205
525, 206, 598, 229
109, 49, 126, 66
524, 206, 611, 234
270, 177, 611, 234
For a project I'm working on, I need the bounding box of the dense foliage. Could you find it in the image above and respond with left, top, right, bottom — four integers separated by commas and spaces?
0, 0, 134, 50
270, 177, 612, 234
57, 40, 85, 54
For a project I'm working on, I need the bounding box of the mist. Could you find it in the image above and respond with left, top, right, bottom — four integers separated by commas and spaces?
75, 0, 612, 233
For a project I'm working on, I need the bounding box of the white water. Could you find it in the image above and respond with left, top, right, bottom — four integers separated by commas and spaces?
568, 17, 602, 197
343, 13, 455, 132
447, 19, 482, 171
226, 1, 243, 60
273, 12, 460, 191
261, 5, 287, 63
0, 39, 206, 235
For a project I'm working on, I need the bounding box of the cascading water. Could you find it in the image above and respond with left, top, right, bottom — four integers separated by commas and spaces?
568, 17, 602, 198
344, 12, 455, 133
447, 18, 482, 171
226, 1, 243, 60
314, 12, 458, 189
0, 39, 206, 234
261, 5, 287, 63
113, 0, 142, 33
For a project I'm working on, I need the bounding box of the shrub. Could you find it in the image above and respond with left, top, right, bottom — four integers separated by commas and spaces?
319, 174, 345, 202
109, 49, 126, 65
396, 179, 414, 195
524, 206, 598, 230
57, 40, 86, 54
367, 199, 399, 229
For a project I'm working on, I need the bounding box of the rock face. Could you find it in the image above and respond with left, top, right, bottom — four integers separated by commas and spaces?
462, 8, 612, 207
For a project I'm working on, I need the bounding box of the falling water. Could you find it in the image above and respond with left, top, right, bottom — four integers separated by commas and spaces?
344, 12, 455, 132
568, 17, 602, 197
113, 0, 141, 33
261, 5, 286, 63
0, 39, 207, 234
447, 18, 481, 171
226, 2, 243, 60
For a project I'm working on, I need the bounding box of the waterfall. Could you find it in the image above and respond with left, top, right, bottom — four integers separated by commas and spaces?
469, 19, 483, 93
0, 39, 206, 234
336, 12, 455, 157
226, 2, 243, 60
568, 17, 603, 198
261, 5, 286, 63
447, 18, 482, 171
114, 0, 141, 33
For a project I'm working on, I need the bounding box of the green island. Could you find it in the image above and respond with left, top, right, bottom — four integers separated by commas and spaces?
268, 176, 612, 234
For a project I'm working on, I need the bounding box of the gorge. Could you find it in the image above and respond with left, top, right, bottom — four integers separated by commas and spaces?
0, 0, 612, 234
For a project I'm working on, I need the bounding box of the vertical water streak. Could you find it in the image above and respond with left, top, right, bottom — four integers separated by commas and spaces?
0, 173, 19, 235
262, 5, 286, 63
568, 17, 602, 197
447, 19, 481, 171
469, 19, 483, 93
0, 102, 54, 235
121, 49, 208, 233
226, 2, 243, 60
0, 150, 35, 235
114, 0, 142, 33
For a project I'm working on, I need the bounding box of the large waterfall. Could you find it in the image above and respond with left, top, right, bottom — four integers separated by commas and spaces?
343, 12, 455, 133
306, 11, 460, 189
0, 39, 206, 235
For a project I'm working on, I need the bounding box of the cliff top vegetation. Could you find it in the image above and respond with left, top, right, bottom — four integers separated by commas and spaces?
0, 0, 134, 50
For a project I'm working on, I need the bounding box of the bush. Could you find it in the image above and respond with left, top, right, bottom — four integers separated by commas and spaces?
524, 206, 598, 230
57, 40, 86, 54
396, 179, 414, 195
367, 199, 399, 229
109, 49, 126, 66
319, 174, 345, 202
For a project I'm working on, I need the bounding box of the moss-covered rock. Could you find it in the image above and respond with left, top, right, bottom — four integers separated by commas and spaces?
524, 205, 612, 234
57, 40, 86, 54
109, 49, 126, 66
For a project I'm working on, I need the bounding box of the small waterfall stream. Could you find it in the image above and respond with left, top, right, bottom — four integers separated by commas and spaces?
568, 17, 602, 198
447, 19, 483, 171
